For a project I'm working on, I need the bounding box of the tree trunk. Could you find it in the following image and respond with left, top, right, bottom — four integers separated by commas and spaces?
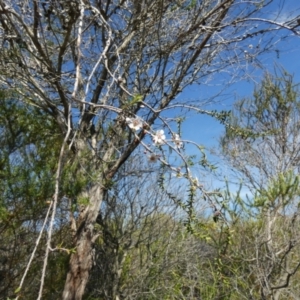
62, 231, 93, 300
62, 185, 104, 300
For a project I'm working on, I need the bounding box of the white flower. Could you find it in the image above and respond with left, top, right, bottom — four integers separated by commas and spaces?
153, 129, 166, 145
172, 133, 183, 149
126, 117, 143, 131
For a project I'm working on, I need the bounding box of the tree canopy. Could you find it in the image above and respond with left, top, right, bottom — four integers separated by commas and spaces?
0, 0, 300, 299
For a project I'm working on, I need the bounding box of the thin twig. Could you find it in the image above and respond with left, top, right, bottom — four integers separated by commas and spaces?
16, 201, 53, 299
37, 105, 72, 300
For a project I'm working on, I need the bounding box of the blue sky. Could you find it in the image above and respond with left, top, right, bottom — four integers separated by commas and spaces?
182, 40, 300, 148
182, 31, 299, 141
170, 1, 300, 196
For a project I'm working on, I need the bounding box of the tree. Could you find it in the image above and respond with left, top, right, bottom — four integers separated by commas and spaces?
220, 69, 300, 299
0, 91, 71, 299
0, 0, 299, 299
83, 157, 216, 300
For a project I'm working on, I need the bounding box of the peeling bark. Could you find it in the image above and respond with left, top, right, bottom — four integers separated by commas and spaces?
63, 185, 104, 300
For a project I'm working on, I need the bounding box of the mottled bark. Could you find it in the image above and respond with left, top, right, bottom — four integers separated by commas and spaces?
63, 185, 103, 300
62, 230, 93, 300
